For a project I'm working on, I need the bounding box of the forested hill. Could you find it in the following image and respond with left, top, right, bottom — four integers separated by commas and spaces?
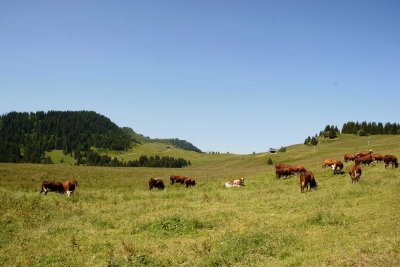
0, 111, 132, 163
122, 127, 202, 153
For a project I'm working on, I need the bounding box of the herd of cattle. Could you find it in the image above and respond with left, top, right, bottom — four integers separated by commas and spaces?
275, 150, 398, 193
39, 150, 398, 197
149, 175, 196, 190
148, 175, 245, 190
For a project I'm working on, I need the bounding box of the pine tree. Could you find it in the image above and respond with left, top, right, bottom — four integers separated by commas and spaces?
311, 137, 318, 146
329, 128, 337, 139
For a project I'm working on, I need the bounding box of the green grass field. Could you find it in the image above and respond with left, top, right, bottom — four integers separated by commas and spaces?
1, 134, 399, 266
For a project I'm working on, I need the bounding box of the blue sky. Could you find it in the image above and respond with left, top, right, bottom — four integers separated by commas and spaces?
1, 1, 399, 154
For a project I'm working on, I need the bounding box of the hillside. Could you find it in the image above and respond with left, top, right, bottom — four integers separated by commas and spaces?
122, 127, 202, 153
0, 111, 132, 163
0, 134, 399, 266
0, 111, 203, 165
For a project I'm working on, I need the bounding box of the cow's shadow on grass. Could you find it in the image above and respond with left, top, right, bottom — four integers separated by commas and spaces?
333, 171, 346, 175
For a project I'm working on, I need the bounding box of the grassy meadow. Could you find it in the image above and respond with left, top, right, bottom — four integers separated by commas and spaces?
1, 134, 400, 266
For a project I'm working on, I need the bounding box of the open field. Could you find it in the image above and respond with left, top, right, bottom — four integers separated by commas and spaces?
1, 134, 400, 266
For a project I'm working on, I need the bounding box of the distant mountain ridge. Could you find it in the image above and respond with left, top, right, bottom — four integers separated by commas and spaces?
121, 127, 202, 153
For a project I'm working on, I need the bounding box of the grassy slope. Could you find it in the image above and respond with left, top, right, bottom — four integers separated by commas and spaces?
1, 134, 399, 266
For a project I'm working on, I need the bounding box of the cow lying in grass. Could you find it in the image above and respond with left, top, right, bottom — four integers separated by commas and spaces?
225, 178, 245, 188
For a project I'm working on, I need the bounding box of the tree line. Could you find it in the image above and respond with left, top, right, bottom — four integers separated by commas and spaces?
304, 125, 339, 146
304, 121, 399, 146
341, 121, 400, 136
0, 111, 132, 163
86, 150, 190, 168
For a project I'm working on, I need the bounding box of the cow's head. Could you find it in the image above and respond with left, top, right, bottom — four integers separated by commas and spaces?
331, 164, 337, 171
315, 182, 319, 190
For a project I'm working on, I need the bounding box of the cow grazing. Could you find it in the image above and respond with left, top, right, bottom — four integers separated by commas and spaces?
383, 155, 398, 168
356, 150, 373, 157
299, 171, 318, 193
371, 154, 383, 162
170, 175, 186, 184
63, 180, 76, 197
149, 178, 165, 190
292, 165, 306, 174
275, 163, 292, 170
323, 159, 339, 169
275, 167, 295, 179
331, 161, 344, 174
40, 181, 64, 195
184, 178, 196, 187
225, 178, 245, 188
349, 165, 362, 184
355, 155, 374, 166
344, 154, 356, 162
170, 175, 177, 184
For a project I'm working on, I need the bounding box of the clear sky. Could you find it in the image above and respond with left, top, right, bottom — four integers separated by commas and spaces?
1, 1, 399, 154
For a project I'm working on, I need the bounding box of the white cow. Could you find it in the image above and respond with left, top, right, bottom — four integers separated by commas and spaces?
224, 178, 245, 188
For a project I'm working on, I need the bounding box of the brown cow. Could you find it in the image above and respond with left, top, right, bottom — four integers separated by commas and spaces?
292, 165, 306, 173
149, 178, 165, 190
383, 155, 398, 168
275, 163, 292, 170
332, 161, 344, 174
184, 178, 196, 187
63, 180, 76, 197
299, 171, 318, 193
356, 150, 373, 157
323, 159, 339, 169
344, 154, 356, 162
170, 175, 186, 184
355, 155, 374, 165
275, 167, 295, 179
371, 154, 383, 162
349, 165, 362, 184
40, 181, 64, 195
169, 175, 176, 184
